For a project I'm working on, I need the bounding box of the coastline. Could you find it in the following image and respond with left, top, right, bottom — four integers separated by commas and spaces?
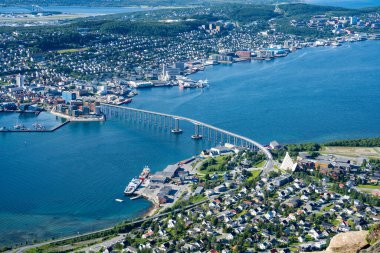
0, 37, 380, 249
50, 108, 105, 122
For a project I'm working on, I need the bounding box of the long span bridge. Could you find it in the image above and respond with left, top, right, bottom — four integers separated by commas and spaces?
100, 104, 273, 167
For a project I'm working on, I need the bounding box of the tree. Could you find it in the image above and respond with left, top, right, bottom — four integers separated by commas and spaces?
113, 243, 124, 252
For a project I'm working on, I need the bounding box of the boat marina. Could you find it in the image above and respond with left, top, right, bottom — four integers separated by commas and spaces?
0, 120, 70, 133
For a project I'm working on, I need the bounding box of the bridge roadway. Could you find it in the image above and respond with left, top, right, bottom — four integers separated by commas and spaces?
100, 103, 273, 168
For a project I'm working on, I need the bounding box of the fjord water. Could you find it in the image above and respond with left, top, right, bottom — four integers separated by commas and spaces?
1, 41, 380, 247
307, 0, 380, 8
133, 40, 380, 144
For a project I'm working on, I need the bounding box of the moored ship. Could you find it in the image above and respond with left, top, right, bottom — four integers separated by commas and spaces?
124, 178, 142, 195
124, 166, 151, 195
139, 165, 150, 180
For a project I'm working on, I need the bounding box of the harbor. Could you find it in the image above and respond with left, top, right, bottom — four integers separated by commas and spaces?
0, 120, 70, 133
130, 157, 200, 213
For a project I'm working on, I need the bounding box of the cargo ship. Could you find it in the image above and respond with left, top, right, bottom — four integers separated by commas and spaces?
124, 166, 150, 195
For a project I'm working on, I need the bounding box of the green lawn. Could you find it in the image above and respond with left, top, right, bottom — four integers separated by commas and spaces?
233, 210, 248, 220
358, 184, 380, 189
332, 219, 341, 226
315, 212, 323, 217
189, 194, 206, 204
254, 160, 266, 168
321, 203, 334, 212
197, 156, 231, 175
247, 169, 262, 181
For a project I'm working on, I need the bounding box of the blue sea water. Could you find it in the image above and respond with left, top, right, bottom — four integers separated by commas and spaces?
133, 40, 380, 144
307, 0, 380, 8
0, 40, 380, 247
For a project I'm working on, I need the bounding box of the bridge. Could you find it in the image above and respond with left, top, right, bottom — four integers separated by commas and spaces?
100, 104, 273, 167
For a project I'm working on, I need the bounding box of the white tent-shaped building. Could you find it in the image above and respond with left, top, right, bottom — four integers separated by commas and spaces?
280, 152, 296, 171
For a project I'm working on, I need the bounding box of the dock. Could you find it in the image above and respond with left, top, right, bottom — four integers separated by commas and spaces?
0, 110, 42, 115
0, 120, 70, 133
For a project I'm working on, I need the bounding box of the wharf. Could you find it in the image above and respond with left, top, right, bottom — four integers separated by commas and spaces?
0, 110, 42, 115
0, 120, 70, 133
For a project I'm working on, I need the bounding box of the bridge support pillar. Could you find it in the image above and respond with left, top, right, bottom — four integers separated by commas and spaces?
191, 124, 202, 140
171, 118, 182, 134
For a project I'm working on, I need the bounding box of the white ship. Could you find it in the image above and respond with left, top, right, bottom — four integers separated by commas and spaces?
124, 178, 142, 195
124, 166, 151, 195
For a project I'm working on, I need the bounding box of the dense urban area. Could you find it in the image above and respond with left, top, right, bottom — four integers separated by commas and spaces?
1, 3, 380, 123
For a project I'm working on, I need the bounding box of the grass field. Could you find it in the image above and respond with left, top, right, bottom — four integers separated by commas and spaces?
57, 48, 89, 54
321, 203, 334, 212
254, 160, 266, 168
358, 184, 380, 189
322, 146, 380, 159
189, 194, 206, 204
197, 156, 230, 175
247, 169, 262, 181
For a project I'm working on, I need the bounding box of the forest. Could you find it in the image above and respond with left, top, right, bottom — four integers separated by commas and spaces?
325, 137, 380, 147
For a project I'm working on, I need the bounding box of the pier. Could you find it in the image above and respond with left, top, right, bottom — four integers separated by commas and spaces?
100, 104, 273, 166
0, 120, 70, 133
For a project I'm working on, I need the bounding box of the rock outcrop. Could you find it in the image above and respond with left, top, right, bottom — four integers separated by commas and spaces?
302, 231, 369, 253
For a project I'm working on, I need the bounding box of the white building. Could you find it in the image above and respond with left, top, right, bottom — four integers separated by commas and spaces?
280, 152, 297, 171
16, 74, 25, 88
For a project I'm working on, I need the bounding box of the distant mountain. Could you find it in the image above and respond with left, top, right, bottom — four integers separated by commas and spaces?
0, 0, 299, 7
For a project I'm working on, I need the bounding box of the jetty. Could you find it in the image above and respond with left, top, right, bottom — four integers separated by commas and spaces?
0, 120, 70, 133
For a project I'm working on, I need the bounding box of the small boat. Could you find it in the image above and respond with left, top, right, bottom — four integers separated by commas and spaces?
191, 134, 203, 140
115, 198, 124, 203
331, 42, 341, 47
33, 123, 45, 130
14, 122, 28, 131
116, 98, 132, 105
130, 195, 141, 200
196, 79, 209, 88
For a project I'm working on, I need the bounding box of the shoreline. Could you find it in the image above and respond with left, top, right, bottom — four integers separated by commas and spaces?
186, 37, 379, 76
2, 39, 380, 250
50, 108, 105, 122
